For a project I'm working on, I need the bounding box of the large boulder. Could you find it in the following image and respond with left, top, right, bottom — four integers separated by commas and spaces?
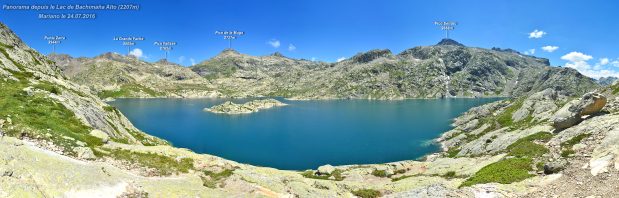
317, 164, 335, 175
89, 129, 110, 143
552, 92, 607, 130
551, 100, 583, 130
544, 160, 567, 174
73, 147, 97, 160
578, 93, 607, 115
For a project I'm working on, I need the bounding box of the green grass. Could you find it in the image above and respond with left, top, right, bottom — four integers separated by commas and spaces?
105, 148, 193, 176
508, 141, 549, 158
33, 82, 61, 95
394, 169, 406, 174
0, 44, 28, 72
561, 150, 575, 158
560, 133, 590, 158
0, 42, 15, 49
0, 78, 102, 154
371, 169, 388, 177
351, 189, 381, 198
442, 171, 457, 179
126, 129, 168, 146
460, 158, 534, 187
202, 169, 235, 188
391, 174, 415, 182
445, 147, 461, 158
561, 133, 590, 148
536, 162, 545, 170
97, 83, 162, 98
496, 99, 523, 127
300, 169, 344, 181
506, 132, 552, 158
103, 106, 117, 113
610, 83, 619, 94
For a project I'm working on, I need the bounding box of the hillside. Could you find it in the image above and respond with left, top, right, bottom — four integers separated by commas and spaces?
48, 53, 219, 99
190, 39, 598, 99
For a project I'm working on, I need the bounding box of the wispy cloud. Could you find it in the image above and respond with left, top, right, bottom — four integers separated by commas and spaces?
336, 57, 346, 62
528, 29, 547, 39
523, 49, 535, 55
267, 39, 281, 48
541, 46, 559, 52
190, 58, 196, 66
288, 44, 296, 51
178, 56, 186, 63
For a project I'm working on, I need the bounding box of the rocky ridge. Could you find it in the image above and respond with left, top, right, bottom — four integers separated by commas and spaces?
189, 40, 598, 100
48, 53, 219, 98
51, 37, 598, 101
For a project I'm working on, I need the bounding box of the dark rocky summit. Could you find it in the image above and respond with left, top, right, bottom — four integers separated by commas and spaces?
436, 38, 465, 46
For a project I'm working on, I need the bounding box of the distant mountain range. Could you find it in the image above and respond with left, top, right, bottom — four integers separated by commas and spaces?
597, 76, 618, 86
51, 38, 599, 99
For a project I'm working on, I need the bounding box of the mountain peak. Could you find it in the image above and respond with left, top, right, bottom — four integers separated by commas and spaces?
216, 48, 241, 58
271, 52, 285, 57
436, 39, 465, 47
96, 52, 125, 59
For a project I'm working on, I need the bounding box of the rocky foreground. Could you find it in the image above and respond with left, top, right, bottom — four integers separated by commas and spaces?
2, 20, 619, 198
204, 99, 287, 114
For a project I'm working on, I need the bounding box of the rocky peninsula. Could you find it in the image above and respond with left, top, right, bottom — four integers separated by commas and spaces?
204, 99, 287, 114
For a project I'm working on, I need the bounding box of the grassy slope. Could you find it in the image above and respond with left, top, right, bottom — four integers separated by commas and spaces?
0, 43, 190, 176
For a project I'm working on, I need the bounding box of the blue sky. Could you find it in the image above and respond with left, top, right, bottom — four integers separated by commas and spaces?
1, 0, 618, 78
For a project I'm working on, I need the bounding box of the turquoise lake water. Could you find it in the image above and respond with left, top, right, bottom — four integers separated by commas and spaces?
109, 98, 501, 170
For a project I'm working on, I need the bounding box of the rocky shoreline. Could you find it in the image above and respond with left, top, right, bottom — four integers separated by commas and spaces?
204, 99, 287, 114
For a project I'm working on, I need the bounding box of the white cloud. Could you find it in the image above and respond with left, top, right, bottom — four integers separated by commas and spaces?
541, 46, 559, 52
612, 60, 619, 67
178, 56, 186, 63
311, 57, 316, 61
336, 57, 346, 62
561, 52, 593, 62
523, 49, 535, 55
267, 39, 280, 48
129, 48, 144, 58
190, 58, 196, 66
288, 44, 296, 51
599, 58, 610, 66
528, 29, 547, 39
561, 52, 619, 79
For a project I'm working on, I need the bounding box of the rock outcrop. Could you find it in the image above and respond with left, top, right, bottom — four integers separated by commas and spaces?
551, 92, 607, 130
204, 99, 287, 114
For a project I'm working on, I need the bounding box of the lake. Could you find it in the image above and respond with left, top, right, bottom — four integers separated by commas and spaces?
109, 98, 501, 170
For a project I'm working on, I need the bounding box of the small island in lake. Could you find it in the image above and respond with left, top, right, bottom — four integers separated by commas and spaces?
204, 99, 287, 114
